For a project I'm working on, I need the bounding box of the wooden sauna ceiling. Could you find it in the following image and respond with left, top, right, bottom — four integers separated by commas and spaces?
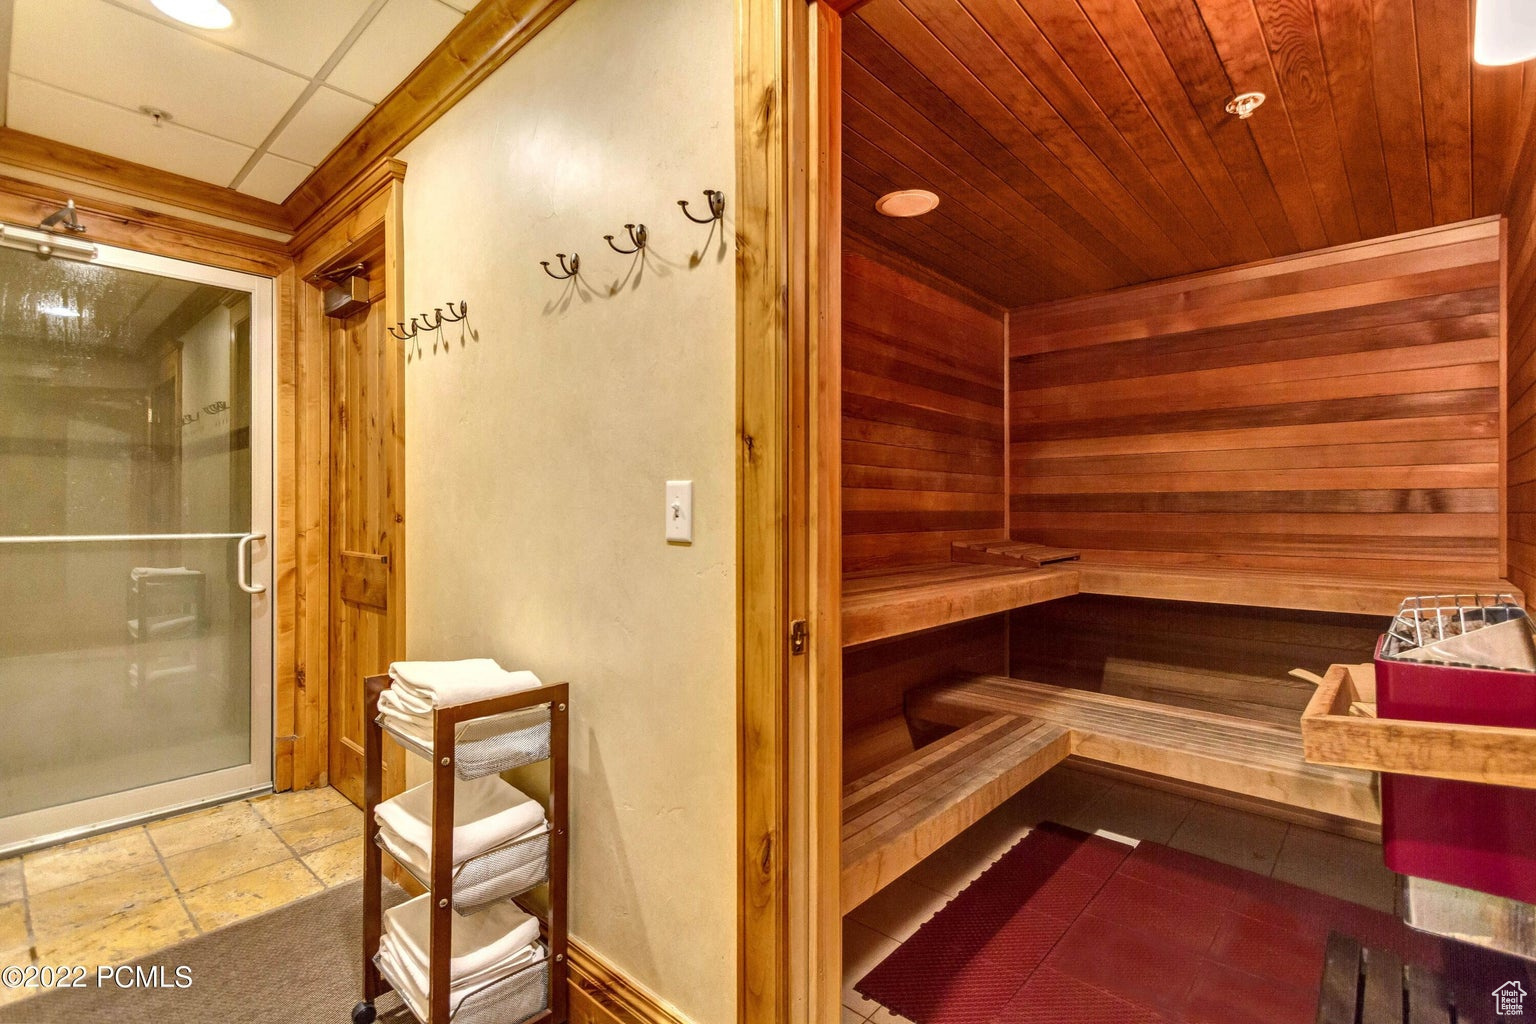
843, 0, 1532, 308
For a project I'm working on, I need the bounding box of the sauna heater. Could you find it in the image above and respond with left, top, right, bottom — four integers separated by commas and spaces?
1375, 594, 1536, 903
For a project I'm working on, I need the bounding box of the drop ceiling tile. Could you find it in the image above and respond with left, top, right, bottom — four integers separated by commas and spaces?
11, 0, 307, 147
237, 153, 312, 204
125, 0, 377, 78
268, 86, 374, 165
325, 0, 463, 104
6, 74, 253, 185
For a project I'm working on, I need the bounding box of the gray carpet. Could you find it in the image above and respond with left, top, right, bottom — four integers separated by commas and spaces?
0, 880, 410, 1024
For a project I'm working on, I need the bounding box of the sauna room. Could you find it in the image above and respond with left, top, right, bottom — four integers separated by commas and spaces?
830, 0, 1536, 1021
0, 0, 1534, 1023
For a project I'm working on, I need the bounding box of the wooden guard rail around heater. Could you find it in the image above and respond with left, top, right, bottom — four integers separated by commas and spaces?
1301, 663, 1536, 790
841, 561, 1523, 647
907, 674, 1380, 827
840, 713, 1072, 914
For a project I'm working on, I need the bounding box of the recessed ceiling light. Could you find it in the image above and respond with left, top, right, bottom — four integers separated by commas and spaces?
150, 0, 234, 30
1225, 92, 1266, 119
37, 304, 79, 319
1474, 0, 1536, 66
876, 189, 939, 218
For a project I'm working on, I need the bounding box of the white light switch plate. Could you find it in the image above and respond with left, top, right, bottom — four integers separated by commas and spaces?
666, 480, 693, 543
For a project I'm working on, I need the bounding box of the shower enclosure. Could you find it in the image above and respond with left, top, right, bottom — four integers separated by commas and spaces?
0, 237, 273, 855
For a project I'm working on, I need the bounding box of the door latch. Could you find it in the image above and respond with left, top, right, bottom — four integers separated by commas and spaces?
790, 619, 808, 655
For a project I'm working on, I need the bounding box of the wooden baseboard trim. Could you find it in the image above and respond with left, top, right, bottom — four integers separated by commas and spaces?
567, 938, 692, 1024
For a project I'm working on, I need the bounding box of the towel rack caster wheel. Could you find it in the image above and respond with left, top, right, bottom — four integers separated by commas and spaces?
351, 1000, 376, 1024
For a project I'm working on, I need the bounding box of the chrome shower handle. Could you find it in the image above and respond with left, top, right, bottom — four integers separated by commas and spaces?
237, 532, 267, 595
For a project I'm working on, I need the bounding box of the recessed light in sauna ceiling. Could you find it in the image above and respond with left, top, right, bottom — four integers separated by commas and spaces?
1474, 0, 1536, 65
150, 0, 234, 30
1225, 92, 1266, 119
876, 189, 939, 217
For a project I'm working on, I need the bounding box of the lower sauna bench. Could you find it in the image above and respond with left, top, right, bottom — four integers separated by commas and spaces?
909, 675, 1380, 830
840, 713, 1072, 913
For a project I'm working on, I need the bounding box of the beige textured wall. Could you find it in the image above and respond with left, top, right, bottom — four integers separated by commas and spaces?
397, 0, 737, 1020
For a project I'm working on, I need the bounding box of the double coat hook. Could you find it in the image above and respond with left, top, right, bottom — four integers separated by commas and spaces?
604, 223, 647, 254
678, 189, 725, 224
541, 253, 580, 280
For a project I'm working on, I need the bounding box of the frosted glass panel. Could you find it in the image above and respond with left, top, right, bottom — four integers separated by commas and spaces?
0, 246, 256, 821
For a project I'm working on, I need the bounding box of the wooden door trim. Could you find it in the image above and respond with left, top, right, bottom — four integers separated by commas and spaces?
736, 2, 842, 1022
286, 165, 406, 795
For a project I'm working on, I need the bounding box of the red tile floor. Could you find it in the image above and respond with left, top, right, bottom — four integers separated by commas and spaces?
841, 767, 1407, 1024
858, 823, 1447, 1024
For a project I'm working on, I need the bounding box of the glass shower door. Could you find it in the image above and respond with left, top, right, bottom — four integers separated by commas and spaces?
0, 241, 273, 855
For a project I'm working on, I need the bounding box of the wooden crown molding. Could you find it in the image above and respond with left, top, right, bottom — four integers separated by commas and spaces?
567, 938, 693, 1024
289, 157, 406, 271
819, 0, 874, 13
0, 127, 293, 234
281, 0, 577, 228
0, 172, 288, 275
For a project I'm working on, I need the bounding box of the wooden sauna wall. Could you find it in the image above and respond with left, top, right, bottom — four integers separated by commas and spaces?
842, 243, 1009, 780
1009, 597, 1385, 728
842, 243, 1007, 573
1507, 95, 1536, 603
1008, 220, 1505, 581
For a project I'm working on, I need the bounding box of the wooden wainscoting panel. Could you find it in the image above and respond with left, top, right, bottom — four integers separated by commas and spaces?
1010, 218, 1505, 583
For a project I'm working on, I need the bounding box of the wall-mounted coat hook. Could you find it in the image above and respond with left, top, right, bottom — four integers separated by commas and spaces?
439, 300, 468, 323
387, 320, 417, 341
678, 189, 725, 224
604, 223, 647, 254
541, 253, 580, 280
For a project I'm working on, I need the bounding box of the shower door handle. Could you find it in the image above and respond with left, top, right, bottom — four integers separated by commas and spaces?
237, 532, 267, 595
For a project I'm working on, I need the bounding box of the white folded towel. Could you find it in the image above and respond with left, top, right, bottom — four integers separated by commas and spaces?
387, 659, 542, 712
377, 932, 541, 1019
377, 816, 547, 881
378, 816, 546, 878
384, 892, 541, 982
376, 689, 433, 745
375, 775, 544, 864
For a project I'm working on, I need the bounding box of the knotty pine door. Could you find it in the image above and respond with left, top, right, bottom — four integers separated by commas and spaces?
327, 282, 403, 806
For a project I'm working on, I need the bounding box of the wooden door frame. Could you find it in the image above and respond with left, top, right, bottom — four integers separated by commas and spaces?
736, 2, 844, 1022
286, 159, 407, 795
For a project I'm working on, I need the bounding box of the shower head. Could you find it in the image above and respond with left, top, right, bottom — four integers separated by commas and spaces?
39, 199, 86, 235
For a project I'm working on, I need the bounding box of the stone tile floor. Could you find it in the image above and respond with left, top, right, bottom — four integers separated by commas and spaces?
842, 766, 1399, 1023
0, 787, 362, 1008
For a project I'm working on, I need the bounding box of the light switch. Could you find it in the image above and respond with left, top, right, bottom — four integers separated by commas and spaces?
666, 480, 693, 543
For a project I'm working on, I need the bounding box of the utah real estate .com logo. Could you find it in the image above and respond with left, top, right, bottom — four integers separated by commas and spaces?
1495, 980, 1527, 1017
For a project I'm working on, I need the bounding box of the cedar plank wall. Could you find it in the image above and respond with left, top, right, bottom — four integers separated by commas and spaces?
1008, 596, 1384, 728
1008, 220, 1504, 581
843, 245, 1007, 573
1507, 97, 1536, 603
842, 244, 1008, 781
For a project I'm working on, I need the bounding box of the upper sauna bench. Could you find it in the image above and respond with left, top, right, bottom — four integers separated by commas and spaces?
841, 555, 1523, 646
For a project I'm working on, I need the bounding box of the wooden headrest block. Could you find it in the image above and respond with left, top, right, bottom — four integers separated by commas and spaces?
951, 539, 1081, 568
